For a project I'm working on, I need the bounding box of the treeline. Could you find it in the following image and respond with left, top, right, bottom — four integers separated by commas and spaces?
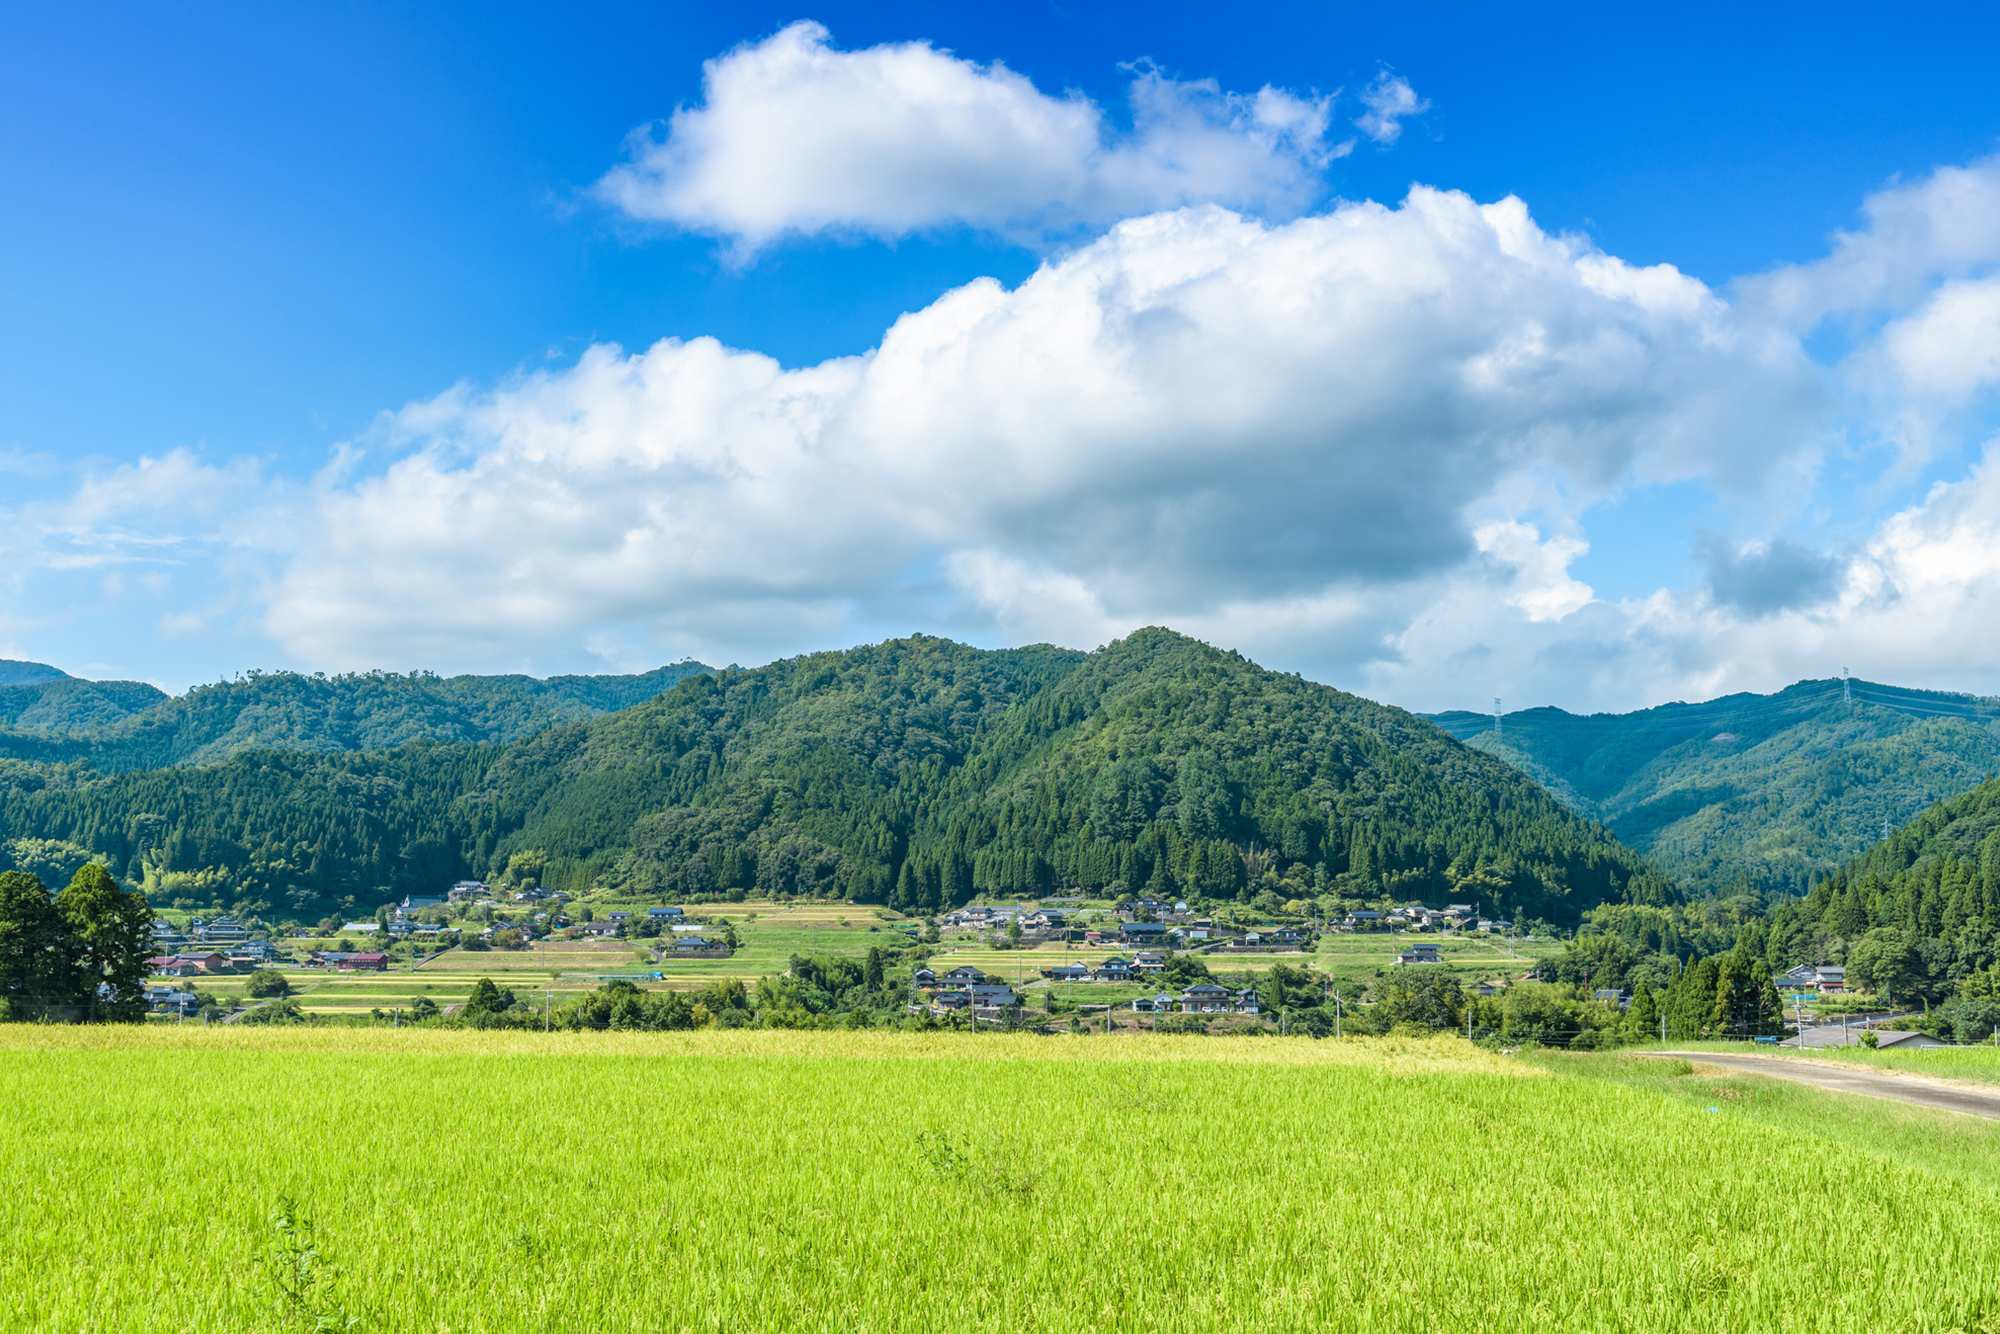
0, 630, 1674, 926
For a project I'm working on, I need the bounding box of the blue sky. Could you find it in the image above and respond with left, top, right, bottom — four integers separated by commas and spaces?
5, 0, 2000, 710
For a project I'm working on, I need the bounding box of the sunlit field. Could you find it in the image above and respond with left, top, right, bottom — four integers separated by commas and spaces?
7, 1028, 2000, 1333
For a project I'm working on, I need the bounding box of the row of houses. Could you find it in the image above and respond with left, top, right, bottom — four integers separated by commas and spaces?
1075, 923, 1310, 950
151, 916, 262, 952
147, 951, 274, 976
1132, 984, 1260, 1015
1340, 905, 1512, 934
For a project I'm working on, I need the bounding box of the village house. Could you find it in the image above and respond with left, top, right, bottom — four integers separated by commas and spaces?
1342, 910, 1387, 931
912, 968, 938, 988
448, 880, 487, 901
1119, 921, 1170, 947
1814, 965, 1847, 992
144, 986, 203, 1014
1131, 993, 1177, 1013
672, 936, 731, 955
1042, 963, 1092, 983
1775, 964, 1819, 989
1095, 957, 1135, 983
1873, 1029, 1952, 1049
648, 906, 686, 922
1133, 952, 1167, 974
968, 984, 1019, 1008
940, 966, 988, 987
1180, 983, 1233, 1013
932, 991, 971, 1012
193, 916, 250, 946
1234, 988, 1260, 1015
312, 952, 387, 971
1394, 943, 1444, 967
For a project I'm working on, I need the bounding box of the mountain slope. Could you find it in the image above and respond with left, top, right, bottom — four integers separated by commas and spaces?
0, 663, 714, 769
0, 630, 1669, 924
0, 678, 170, 733
0, 660, 70, 686
1757, 775, 2000, 1007
1428, 679, 2000, 894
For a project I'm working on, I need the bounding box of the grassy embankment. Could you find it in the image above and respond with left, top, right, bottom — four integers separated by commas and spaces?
8, 1028, 2000, 1332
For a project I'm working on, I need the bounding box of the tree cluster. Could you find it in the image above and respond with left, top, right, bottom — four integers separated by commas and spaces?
0, 864, 154, 1021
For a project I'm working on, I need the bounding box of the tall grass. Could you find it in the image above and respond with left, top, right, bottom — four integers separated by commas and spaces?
5, 1029, 1999, 1332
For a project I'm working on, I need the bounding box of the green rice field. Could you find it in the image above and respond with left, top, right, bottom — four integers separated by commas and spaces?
6, 1028, 2000, 1332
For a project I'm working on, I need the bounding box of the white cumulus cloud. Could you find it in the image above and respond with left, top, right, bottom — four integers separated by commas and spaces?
262, 187, 1819, 677
593, 21, 1343, 249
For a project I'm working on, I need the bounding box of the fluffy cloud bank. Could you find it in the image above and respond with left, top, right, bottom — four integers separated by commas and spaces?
262, 186, 1821, 686
594, 22, 1350, 248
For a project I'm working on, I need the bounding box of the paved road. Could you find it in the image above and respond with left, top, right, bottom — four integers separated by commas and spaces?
1648, 1051, 2000, 1121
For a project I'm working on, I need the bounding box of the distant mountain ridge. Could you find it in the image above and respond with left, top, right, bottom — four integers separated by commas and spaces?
1427, 678, 2000, 895
0, 663, 715, 769
0, 660, 72, 686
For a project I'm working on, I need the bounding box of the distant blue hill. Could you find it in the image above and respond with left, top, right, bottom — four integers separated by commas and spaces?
0, 660, 71, 686
1426, 677, 2000, 896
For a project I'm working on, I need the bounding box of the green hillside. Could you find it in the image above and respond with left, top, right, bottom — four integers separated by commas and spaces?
0, 677, 169, 733
1777, 775, 2000, 1000
0, 629, 1669, 925
1428, 679, 2000, 895
0, 660, 70, 686
0, 663, 712, 769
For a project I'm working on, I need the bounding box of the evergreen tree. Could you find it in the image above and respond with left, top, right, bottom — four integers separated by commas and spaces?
1626, 982, 1659, 1039
1663, 957, 1720, 1041
55, 863, 153, 1022
0, 871, 62, 1019
1710, 948, 1784, 1038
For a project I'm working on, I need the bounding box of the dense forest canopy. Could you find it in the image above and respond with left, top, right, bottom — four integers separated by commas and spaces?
0, 629, 1670, 925
0, 662, 713, 770
1430, 678, 2000, 896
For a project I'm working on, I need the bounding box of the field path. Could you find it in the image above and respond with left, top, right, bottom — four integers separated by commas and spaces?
1650, 1051, 2000, 1120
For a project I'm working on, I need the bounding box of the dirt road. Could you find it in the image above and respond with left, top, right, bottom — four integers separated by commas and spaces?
1648, 1050, 2000, 1120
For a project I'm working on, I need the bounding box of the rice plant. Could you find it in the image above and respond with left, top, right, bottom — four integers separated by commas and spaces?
3, 1028, 1998, 1332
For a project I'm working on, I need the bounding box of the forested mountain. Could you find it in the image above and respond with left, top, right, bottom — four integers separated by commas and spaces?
0, 629, 1670, 925
1428, 678, 2000, 895
0, 660, 73, 686
0, 677, 170, 734
0, 663, 712, 770
1536, 775, 2000, 1039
